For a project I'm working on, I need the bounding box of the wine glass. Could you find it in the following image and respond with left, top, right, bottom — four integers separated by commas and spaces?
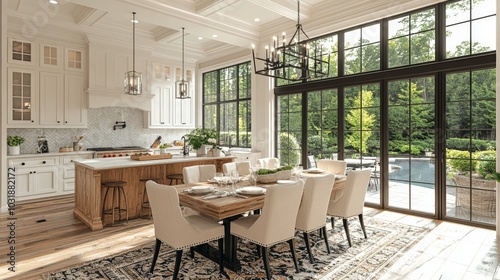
230, 171, 240, 193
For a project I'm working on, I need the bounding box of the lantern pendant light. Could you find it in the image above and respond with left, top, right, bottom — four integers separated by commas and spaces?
176, 27, 190, 99
124, 12, 142, 95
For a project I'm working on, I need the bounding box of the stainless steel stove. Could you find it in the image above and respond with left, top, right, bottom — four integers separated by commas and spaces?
87, 146, 150, 158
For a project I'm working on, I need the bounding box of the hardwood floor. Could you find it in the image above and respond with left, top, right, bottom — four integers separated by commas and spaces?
1, 197, 498, 279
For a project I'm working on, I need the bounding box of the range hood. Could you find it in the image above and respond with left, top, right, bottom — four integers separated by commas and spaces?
87, 88, 154, 111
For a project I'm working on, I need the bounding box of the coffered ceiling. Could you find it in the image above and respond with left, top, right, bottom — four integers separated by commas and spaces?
6, 0, 444, 64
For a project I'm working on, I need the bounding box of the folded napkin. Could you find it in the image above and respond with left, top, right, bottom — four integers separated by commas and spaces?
203, 191, 229, 200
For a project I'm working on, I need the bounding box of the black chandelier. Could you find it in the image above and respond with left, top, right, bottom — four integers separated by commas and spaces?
251, 0, 330, 81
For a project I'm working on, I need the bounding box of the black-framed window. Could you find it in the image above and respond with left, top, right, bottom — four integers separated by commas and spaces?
273, 0, 496, 227
202, 62, 251, 148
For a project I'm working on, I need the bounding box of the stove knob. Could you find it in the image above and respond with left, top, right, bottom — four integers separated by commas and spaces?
112, 154, 116, 157
102, 155, 107, 158
125, 153, 129, 156
119, 154, 123, 157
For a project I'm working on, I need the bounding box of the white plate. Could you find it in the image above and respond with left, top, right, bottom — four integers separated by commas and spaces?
277, 180, 296, 184
188, 185, 214, 195
237, 186, 266, 195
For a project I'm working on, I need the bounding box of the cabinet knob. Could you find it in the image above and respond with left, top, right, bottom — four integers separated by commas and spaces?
57, 121, 60, 123
161, 122, 164, 124
31, 120, 34, 123
65, 121, 67, 123
33, 171, 36, 173
21, 162, 25, 166
42, 161, 46, 164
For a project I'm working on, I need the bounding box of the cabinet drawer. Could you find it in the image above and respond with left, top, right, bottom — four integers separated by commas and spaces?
62, 154, 93, 166
9, 157, 59, 168
63, 167, 75, 179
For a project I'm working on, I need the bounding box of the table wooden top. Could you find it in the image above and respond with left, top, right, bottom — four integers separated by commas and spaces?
176, 181, 266, 220
175, 175, 347, 221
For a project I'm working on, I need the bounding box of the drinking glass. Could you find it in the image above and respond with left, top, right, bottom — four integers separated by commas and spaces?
230, 171, 239, 193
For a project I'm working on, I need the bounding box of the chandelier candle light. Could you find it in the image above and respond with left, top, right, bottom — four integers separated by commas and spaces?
124, 12, 142, 95
251, 0, 330, 81
176, 27, 190, 99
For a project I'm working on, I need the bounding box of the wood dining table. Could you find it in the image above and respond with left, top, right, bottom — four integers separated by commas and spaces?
174, 174, 347, 271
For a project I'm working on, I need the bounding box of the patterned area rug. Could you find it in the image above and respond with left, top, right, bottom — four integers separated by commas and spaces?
44, 217, 428, 279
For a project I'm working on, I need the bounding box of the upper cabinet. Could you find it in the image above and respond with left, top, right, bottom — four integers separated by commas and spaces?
8, 68, 37, 125
144, 62, 195, 129
64, 48, 84, 72
40, 44, 62, 69
6, 38, 87, 128
9, 38, 36, 65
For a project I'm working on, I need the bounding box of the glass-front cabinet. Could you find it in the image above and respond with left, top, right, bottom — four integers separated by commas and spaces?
8, 68, 37, 124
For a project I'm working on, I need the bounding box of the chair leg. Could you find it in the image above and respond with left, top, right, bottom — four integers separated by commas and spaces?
342, 218, 352, 247
359, 214, 367, 239
330, 217, 335, 229
173, 249, 183, 280
149, 239, 162, 274
190, 247, 194, 258
262, 246, 272, 280
256, 244, 261, 258
321, 226, 331, 254
303, 232, 314, 264
287, 239, 300, 273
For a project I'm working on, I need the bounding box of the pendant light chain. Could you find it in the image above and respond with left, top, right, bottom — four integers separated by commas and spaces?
182, 27, 185, 82
132, 12, 136, 75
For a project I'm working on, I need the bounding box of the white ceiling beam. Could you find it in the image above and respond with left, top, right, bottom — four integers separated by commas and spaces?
247, 0, 310, 21
64, 0, 259, 48
195, 0, 240, 16
72, 6, 107, 27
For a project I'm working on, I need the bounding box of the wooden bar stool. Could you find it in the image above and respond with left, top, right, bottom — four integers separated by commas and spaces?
166, 174, 184, 185
101, 181, 128, 226
139, 178, 162, 219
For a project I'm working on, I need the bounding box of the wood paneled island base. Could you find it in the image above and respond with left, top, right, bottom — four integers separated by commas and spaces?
73, 156, 234, 230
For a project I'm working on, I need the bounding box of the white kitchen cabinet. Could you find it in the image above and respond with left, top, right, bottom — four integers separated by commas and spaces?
65, 47, 84, 72
146, 85, 173, 128
8, 153, 93, 201
40, 44, 62, 69
8, 68, 38, 125
9, 157, 59, 201
60, 154, 93, 193
39, 71, 63, 125
39, 73, 87, 127
173, 96, 194, 128
8, 38, 36, 65
64, 75, 87, 126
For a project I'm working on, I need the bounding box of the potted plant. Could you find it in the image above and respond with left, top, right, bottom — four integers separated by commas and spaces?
184, 128, 218, 156
159, 143, 168, 154
7, 135, 25, 155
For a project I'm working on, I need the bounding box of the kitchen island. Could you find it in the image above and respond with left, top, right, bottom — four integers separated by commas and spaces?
73, 155, 235, 230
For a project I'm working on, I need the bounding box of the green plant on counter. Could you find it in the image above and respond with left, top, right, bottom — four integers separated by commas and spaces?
159, 144, 168, 149
184, 128, 218, 150
255, 165, 293, 175
7, 135, 25, 147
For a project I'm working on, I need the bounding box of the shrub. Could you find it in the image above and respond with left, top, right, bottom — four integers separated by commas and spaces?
447, 150, 473, 172
278, 132, 301, 166
475, 151, 496, 179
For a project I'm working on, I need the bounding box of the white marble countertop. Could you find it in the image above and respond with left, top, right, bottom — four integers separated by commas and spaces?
7, 151, 94, 159
74, 155, 236, 170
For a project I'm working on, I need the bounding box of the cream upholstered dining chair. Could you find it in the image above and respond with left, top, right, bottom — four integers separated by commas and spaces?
256, 157, 280, 169
295, 174, 336, 263
145, 181, 225, 279
182, 164, 216, 184
327, 169, 371, 247
231, 181, 304, 280
222, 161, 251, 176
317, 159, 347, 175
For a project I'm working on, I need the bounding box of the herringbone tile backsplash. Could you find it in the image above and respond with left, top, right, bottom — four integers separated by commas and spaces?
7, 107, 191, 154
